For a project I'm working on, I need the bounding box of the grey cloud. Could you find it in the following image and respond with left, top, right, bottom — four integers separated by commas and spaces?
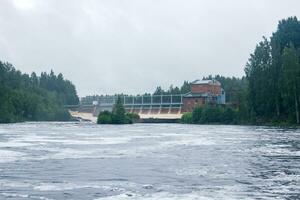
0, 0, 299, 96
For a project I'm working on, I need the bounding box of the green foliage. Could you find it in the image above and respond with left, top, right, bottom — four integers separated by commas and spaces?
222, 107, 236, 124
282, 45, 300, 123
200, 106, 222, 123
154, 81, 191, 95
181, 105, 238, 124
245, 16, 300, 124
126, 113, 140, 123
245, 37, 273, 118
39, 71, 79, 105
0, 61, 78, 123
192, 106, 202, 123
111, 96, 127, 124
181, 112, 193, 124
97, 97, 140, 124
97, 111, 113, 124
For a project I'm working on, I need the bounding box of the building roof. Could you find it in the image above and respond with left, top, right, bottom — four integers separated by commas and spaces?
184, 92, 213, 98
191, 79, 221, 86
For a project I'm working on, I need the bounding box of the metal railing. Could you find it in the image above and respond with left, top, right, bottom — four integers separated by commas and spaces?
81, 94, 184, 106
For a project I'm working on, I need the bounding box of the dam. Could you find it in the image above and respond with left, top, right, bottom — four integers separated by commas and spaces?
66, 79, 226, 121
67, 94, 183, 120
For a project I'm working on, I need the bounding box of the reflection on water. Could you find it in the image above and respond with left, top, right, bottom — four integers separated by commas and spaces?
0, 122, 299, 199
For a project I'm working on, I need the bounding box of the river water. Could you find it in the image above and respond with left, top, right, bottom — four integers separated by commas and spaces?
0, 122, 299, 200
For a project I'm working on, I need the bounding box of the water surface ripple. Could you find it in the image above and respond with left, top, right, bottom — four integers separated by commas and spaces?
0, 122, 299, 199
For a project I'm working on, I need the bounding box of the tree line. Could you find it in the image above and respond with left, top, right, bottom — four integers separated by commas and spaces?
153, 81, 191, 95
0, 62, 79, 123
245, 16, 300, 124
181, 17, 300, 125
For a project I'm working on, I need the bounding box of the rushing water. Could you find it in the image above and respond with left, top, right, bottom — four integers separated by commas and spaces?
0, 122, 299, 200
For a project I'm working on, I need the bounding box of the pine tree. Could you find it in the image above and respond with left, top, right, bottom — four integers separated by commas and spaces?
112, 96, 126, 124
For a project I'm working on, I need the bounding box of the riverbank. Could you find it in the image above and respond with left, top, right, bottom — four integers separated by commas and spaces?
69, 111, 300, 127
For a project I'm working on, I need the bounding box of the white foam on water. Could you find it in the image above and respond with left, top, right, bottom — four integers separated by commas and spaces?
0, 141, 34, 148
43, 148, 101, 160
95, 192, 202, 200
0, 149, 26, 163
0, 180, 32, 188
33, 181, 134, 192
162, 137, 215, 147
251, 145, 300, 157
93, 183, 283, 200
0, 193, 29, 198
43, 137, 132, 145
272, 172, 300, 182
23, 139, 178, 161
15, 134, 134, 146
34, 182, 102, 191
0, 124, 217, 162
175, 167, 209, 177
94, 191, 237, 200
40, 147, 155, 160
32, 135, 216, 160
1, 123, 299, 200
0, 192, 54, 200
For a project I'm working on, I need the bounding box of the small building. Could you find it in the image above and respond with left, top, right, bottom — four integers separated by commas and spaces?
182, 79, 225, 112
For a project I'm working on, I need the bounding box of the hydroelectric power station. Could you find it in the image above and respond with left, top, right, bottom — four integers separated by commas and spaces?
66, 79, 226, 120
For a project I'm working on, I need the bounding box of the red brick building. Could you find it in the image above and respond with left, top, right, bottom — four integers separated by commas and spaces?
182, 79, 225, 112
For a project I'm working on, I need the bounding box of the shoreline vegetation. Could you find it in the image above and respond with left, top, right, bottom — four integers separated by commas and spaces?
0, 62, 79, 123
1, 16, 300, 127
97, 97, 140, 124
181, 16, 300, 126
180, 105, 300, 127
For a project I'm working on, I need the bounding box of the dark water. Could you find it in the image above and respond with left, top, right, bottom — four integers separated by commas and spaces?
0, 122, 299, 200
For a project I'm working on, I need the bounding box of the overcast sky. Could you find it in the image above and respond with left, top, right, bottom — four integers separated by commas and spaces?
0, 0, 299, 96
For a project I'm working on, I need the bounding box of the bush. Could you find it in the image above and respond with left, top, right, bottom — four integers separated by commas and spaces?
182, 105, 238, 125
97, 111, 113, 124
200, 106, 222, 123
181, 112, 193, 123
126, 113, 140, 123
97, 111, 140, 124
221, 107, 236, 124
192, 106, 202, 123
126, 113, 140, 120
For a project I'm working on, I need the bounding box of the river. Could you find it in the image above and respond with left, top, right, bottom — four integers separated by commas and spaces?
0, 122, 299, 200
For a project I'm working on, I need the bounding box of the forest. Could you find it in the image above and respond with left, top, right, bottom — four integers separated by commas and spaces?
180, 17, 300, 125
0, 62, 79, 123
245, 16, 300, 124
